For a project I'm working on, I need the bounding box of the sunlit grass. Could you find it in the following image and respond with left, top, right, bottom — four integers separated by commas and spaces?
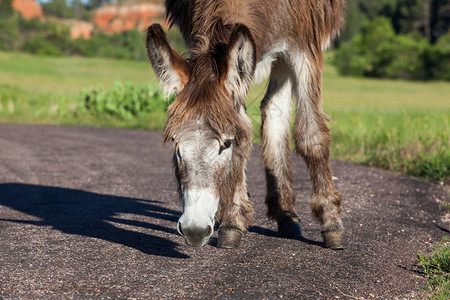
0, 52, 153, 95
321, 62, 449, 181
0, 52, 158, 128
418, 236, 450, 299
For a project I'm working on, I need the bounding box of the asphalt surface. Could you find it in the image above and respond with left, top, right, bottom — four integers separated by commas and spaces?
0, 124, 448, 299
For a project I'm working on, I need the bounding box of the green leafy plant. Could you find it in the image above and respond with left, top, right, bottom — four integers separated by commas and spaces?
79, 81, 173, 120
417, 237, 450, 299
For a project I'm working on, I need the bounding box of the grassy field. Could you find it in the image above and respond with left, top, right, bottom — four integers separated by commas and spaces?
0, 51, 449, 181
0, 52, 168, 129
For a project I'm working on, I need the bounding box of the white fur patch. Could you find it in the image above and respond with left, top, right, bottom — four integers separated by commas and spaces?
225, 33, 256, 102
178, 188, 218, 233
264, 77, 293, 157
158, 51, 184, 97
291, 52, 320, 146
254, 43, 289, 84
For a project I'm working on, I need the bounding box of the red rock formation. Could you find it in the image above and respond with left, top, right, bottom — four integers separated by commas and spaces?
11, 0, 44, 20
70, 21, 94, 39
92, 1, 166, 34
57, 19, 94, 40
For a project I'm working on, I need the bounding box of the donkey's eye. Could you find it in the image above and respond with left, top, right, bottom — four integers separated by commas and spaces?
223, 140, 232, 149
219, 139, 232, 154
176, 148, 182, 162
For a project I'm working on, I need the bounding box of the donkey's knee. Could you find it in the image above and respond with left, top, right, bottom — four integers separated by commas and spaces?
292, 113, 332, 161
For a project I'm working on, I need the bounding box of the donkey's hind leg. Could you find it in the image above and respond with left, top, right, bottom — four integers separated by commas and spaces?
260, 60, 302, 237
291, 52, 346, 249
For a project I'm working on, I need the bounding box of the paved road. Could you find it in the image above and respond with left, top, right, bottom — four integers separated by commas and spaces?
0, 124, 448, 298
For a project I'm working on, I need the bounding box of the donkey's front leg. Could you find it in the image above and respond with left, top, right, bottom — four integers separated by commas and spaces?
217, 171, 253, 249
292, 52, 346, 250
260, 61, 302, 238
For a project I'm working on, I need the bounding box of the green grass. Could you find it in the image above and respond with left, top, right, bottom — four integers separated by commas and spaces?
246, 57, 450, 182
0, 51, 163, 129
418, 236, 450, 299
0, 51, 449, 181
0, 52, 154, 94
321, 64, 449, 181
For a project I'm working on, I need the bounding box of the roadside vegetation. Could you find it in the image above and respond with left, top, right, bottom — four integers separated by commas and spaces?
417, 236, 450, 299
417, 200, 450, 299
0, 1, 448, 181
78, 81, 172, 130
321, 62, 449, 182
0, 51, 448, 182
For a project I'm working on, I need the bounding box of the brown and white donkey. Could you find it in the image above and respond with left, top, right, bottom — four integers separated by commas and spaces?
145, 0, 347, 249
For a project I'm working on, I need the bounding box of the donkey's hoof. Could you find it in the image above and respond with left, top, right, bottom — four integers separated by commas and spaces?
278, 213, 302, 238
217, 227, 243, 249
323, 231, 347, 250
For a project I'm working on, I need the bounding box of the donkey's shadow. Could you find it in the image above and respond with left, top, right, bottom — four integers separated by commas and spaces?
249, 226, 323, 247
0, 183, 188, 258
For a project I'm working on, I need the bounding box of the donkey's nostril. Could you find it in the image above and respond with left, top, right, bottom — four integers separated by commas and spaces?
177, 222, 185, 236
206, 225, 213, 237
178, 223, 214, 247
178, 223, 212, 238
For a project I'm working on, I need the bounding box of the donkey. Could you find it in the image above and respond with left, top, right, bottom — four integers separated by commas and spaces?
145, 0, 347, 250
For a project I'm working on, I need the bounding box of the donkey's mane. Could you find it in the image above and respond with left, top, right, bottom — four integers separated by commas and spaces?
163, 71, 249, 146
163, 18, 250, 145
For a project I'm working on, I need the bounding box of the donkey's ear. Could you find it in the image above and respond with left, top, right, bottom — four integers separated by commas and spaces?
146, 24, 190, 95
224, 25, 257, 101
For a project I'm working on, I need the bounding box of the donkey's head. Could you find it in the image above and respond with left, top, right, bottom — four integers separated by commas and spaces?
146, 24, 256, 247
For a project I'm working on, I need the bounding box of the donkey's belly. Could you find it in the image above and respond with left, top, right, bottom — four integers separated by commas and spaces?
253, 43, 290, 84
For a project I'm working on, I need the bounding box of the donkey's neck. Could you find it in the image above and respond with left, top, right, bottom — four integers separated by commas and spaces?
189, 0, 265, 58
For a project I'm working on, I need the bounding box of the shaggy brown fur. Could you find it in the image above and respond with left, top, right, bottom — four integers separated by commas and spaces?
166, 0, 345, 56
147, 0, 347, 245
162, 23, 255, 146
260, 60, 297, 221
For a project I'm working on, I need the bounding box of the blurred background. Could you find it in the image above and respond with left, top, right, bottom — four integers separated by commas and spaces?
0, 0, 448, 183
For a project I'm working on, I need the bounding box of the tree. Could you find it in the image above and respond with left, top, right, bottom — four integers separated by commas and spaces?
392, 0, 450, 43
430, 0, 450, 43
41, 0, 91, 20
42, 0, 75, 19
340, 0, 449, 45
0, 0, 14, 19
341, 0, 400, 43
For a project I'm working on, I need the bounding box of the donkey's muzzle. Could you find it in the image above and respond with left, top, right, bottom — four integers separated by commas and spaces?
177, 222, 213, 247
